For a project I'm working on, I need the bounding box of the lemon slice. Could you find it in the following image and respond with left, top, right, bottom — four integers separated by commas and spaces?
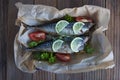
71, 37, 84, 52
52, 39, 64, 52
73, 22, 85, 34
55, 20, 69, 33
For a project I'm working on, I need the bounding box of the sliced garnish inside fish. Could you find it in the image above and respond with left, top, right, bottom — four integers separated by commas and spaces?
52, 39, 64, 52
55, 20, 69, 33
73, 22, 85, 34
70, 37, 84, 52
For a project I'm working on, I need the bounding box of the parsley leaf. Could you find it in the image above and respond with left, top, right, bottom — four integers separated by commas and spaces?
84, 44, 94, 54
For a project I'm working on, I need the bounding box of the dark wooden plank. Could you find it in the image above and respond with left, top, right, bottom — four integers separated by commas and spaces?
82, 0, 106, 7
57, 0, 83, 10
0, 0, 8, 80
105, 0, 115, 79
33, 71, 56, 80
6, 1, 34, 80
32, 0, 56, 80
106, 0, 120, 80
35, 0, 57, 7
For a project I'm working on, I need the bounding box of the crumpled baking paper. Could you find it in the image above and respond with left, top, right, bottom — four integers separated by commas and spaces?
14, 2, 115, 73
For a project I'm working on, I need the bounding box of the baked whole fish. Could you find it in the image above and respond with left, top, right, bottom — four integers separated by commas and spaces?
26, 36, 89, 54
27, 20, 94, 36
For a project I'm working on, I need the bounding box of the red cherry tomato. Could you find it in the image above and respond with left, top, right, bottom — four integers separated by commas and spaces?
55, 53, 71, 62
29, 31, 46, 42
75, 16, 93, 22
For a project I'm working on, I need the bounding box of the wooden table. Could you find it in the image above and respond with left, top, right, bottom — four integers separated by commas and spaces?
0, 0, 119, 80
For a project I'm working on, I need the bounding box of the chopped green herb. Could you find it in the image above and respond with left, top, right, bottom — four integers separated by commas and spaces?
48, 53, 56, 64
40, 52, 49, 60
28, 40, 44, 48
32, 52, 56, 64
64, 14, 75, 22
84, 44, 94, 54
33, 52, 41, 60
48, 56, 56, 64
28, 41, 38, 48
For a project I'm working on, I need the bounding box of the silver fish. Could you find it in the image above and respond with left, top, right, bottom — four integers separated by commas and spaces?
27, 22, 94, 36
26, 36, 89, 54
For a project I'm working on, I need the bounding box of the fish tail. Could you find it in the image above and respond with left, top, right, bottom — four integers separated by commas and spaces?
21, 45, 33, 52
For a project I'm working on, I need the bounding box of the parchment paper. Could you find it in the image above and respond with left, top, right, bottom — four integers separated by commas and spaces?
14, 2, 115, 73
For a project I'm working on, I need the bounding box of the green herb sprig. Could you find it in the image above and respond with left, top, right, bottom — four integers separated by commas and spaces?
84, 44, 94, 54
33, 52, 56, 64
28, 40, 44, 48
64, 14, 75, 22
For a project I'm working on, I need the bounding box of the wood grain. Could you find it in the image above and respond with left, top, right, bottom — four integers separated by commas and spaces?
0, 0, 119, 80
105, 0, 115, 80
83, 0, 106, 7
0, 0, 8, 80
57, 0, 83, 10
106, 0, 120, 80
6, 0, 34, 80
35, 0, 57, 7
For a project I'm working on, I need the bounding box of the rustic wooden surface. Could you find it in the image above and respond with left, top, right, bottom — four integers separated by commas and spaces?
0, 0, 120, 80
